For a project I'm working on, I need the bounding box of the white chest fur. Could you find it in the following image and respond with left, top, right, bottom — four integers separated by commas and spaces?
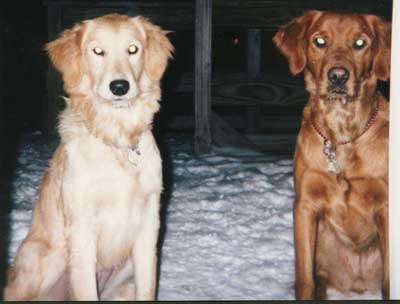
61, 131, 162, 267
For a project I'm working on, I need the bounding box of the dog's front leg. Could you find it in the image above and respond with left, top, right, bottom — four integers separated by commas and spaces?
132, 194, 160, 300
375, 202, 389, 299
294, 197, 319, 300
68, 223, 98, 300
63, 190, 98, 300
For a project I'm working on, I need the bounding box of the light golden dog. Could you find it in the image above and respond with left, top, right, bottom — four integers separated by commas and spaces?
4, 14, 173, 300
274, 11, 390, 299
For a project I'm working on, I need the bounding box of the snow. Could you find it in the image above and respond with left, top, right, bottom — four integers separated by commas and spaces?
7, 132, 296, 300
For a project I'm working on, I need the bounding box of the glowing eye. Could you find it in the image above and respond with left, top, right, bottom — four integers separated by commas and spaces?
353, 39, 366, 50
128, 44, 139, 55
314, 37, 327, 48
93, 47, 105, 56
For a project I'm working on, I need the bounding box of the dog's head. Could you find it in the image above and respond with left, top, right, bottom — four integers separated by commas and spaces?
46, 14, 174, 106
273, 11, 391, 102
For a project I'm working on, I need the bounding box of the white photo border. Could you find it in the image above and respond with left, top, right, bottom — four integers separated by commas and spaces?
390, 0, 399, 299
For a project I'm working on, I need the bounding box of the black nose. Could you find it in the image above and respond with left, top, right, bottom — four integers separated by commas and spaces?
328, 67, 349, 86
109, 79, 130, 96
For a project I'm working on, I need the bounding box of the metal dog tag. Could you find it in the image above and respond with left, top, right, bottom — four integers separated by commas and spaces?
128, 148, 141, 166
323, 140, 340, 174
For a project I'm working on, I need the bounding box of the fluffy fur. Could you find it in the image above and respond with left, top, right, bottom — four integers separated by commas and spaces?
4, 14, 173, 301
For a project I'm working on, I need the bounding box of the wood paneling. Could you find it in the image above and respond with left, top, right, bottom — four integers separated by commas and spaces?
44, 0, 392, 35
176, 72, 307, 108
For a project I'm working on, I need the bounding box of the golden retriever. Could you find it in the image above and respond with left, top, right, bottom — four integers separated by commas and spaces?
4, 14, 173, 300
274, 11, 390, 299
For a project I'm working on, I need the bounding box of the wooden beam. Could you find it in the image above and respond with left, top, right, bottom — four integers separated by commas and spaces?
194, 0, 212, 154
211, 112, 261, 152
246, 28, 262, 134
247, 29, 262, 80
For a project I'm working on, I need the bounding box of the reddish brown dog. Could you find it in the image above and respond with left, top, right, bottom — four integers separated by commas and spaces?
274, 11, 391, 299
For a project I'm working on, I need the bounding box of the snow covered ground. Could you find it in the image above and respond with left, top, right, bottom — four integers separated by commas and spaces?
7, 132, 296, 300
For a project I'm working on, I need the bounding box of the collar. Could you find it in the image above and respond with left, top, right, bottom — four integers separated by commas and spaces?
120, 134, 143, 166
309, 98, 380, 174
310, 98, 380, 146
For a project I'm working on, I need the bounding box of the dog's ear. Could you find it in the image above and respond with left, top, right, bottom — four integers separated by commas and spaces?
273, 10, 322, 75
364, 15, 391, 81
45, 22, 85, 88
133, 17, 174, 82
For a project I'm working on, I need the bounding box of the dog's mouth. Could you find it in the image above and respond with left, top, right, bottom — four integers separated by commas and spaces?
111, 98, 131, 109
323, 92, 354, 104
320, 85, 356, 104
325, 94, 351, 104
96, 94, 139, 109
328, 84, 348, 95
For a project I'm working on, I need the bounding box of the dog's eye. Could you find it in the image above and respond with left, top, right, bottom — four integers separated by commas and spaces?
353, 39, 366, 50
93, 47, 105, 56
128, 44, 139, 55
314, 37, 327, 48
